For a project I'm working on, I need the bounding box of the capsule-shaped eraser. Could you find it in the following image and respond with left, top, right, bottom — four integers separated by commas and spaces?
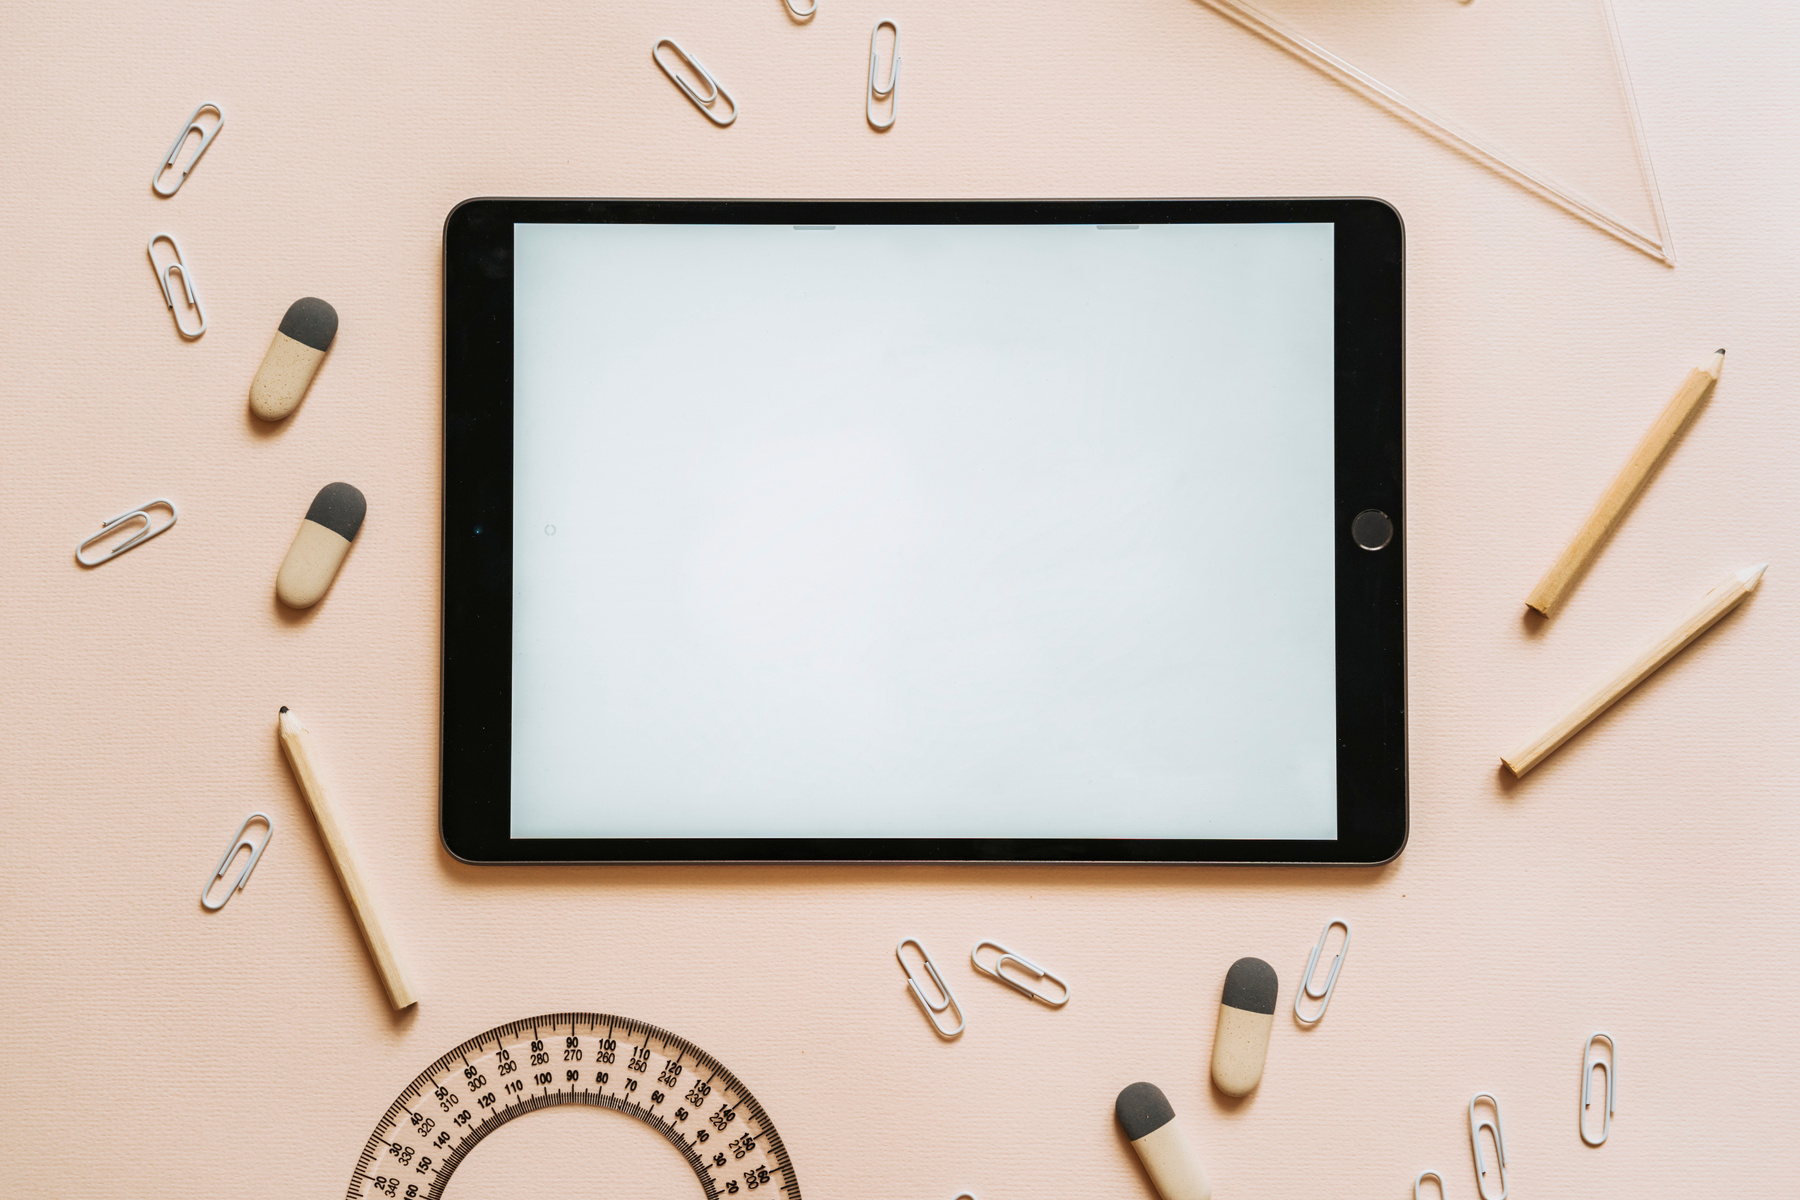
250, 298, 338, 420
277, 483, 365, 608
1211, 957, 1277, 1096
1115, 1082, 1210, 1200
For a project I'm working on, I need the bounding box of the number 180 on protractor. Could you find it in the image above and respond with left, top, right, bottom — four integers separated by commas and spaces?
352, 1013, 798, 1200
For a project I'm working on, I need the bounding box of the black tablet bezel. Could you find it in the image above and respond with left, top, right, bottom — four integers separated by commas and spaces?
442, 198, 1404, 865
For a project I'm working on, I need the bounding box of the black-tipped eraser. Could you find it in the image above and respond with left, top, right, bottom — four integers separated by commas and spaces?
1118, 1082, 1211, 1198
1115, 1082, 1176, 1141
279, 483, 366, 609
1221, 957, 1278, 1014
304, 482, 367, 542
278, 297, 339, 351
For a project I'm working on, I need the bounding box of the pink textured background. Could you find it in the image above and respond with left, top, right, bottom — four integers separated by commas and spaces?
3, 0, 1797, 1195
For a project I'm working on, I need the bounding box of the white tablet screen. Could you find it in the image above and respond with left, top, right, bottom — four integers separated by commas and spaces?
510, 221, 1337, 840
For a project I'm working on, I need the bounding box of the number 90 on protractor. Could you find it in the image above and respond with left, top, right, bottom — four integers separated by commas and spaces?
351, 1013, 799, 1200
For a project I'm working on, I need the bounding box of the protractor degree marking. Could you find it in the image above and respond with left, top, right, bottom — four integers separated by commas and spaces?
350, 1012, 795, 1200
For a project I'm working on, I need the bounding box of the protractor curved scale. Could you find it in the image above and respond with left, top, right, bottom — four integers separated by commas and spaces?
350, 1013, 798, 1200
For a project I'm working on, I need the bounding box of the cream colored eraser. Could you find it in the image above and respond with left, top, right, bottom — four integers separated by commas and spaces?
1115, 1082, 1210, 1200
250, 297, 337, 421
277, 483, 365, 609
1211, 957, 1277, 1097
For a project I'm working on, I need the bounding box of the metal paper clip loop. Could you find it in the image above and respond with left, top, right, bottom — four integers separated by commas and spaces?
866, 20, 900, 130
1414, 1171, 1447, 1200
1293, 918, 1350, 1025
1469, 1093, 1508, 1200
1580, 1032, 1616, 1146
971, 940, 1071, 1007
152, 102, 225, 197
75, 499, 178, 567
784, 0, 817, 19
897, 938, 964, 1038
653, 39, 738, 127
201, 813, 273, 911
147, 233, 206, 338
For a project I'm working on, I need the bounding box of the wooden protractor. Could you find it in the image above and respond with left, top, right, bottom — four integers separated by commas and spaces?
349, 1013, 798, 1200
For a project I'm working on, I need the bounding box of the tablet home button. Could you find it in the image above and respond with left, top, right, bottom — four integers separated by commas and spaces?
1351, 508, 1393, 551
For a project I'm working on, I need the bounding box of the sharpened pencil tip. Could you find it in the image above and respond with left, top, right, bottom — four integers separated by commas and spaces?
1717, 348, 1726, 355
1738, 563, 1768, 588
279, 705, 289, 713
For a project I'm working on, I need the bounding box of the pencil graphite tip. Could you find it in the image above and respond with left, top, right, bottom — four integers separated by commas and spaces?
1738, 563, 1768, 588
279, 705, 289, 714
1706, 349, 1726, 380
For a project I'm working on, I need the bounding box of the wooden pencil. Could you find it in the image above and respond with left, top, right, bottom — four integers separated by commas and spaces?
1503, 563, 1766, 777
1526, 351, 1725, 618
277, 706, 418, 1010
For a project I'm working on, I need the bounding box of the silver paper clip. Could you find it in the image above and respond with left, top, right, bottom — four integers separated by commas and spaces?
152, 102, 225, 197
1469, 1093, 1508, 1200
866, 20, 900, 130
897, 938, 964, 1037
1580, 1032, 1616, 1146
1414, 1171, 1447, 1200
653, 39, 738, 127
147, 233, 206, 338
971, 940, 1071, 1007
1293, 918, 1350, 1025
784, 0, 816, 19
201, 813, 273, 911
75, 499, 178, 567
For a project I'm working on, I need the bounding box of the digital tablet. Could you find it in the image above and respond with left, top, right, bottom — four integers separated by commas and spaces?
441, 199, 1404, 864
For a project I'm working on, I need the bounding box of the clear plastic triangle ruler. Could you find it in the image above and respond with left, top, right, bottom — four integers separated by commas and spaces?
1195, 0, 1674, 264
350, 1013, 798, 1200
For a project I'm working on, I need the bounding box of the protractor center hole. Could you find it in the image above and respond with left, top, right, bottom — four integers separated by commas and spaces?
442, 1103, 697, 1198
